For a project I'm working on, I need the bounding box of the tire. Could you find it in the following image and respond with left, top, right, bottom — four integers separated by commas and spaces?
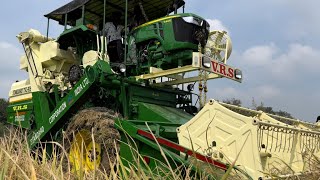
64, 107, 121, 173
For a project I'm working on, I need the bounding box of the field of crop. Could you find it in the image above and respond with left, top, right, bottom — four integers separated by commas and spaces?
0, 122, 4, 137
0, 126, 243, 180
0, 125, 319, 180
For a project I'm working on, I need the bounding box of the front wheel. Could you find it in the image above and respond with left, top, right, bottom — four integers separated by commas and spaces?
64, 107, 121, 173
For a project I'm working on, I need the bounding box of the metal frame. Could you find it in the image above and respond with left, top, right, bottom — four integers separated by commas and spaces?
135, 52, 241, 85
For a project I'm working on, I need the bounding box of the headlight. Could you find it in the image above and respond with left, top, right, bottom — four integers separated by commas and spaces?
182, 16, 203, 26
235, 69, 242, 79
187, 84, 194, 91
119, 64, 126, 73
205, 21, 210, 31
202, 56, 211, 68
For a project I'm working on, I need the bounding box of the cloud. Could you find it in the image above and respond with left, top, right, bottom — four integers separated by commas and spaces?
284, 0, 320, 40
0, 41, 22, 61
206, 19, 229, 33
211, 42, 320, 121
252, 85, 280, 99
212, 87, 239, 99
0, 41, 26, 98
0, 42, 15, 49
272, 44, 320, 77
242, 43, 278, 66
239, 43, 320, 81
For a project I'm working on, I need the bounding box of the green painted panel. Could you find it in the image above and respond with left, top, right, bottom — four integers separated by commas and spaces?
133, 13, 201, 52
7, 100, 34, 129
32, 92, 51, 128
137, 102, 192, 125
26, 61, 113, 148
7, 111, 32, 129
28, 74, 93, 147
115, 120, 205, 175
7, 101, 33, 113
130, 85, 176, 107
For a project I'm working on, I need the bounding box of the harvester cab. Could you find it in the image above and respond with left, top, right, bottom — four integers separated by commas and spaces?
44, 0, 208, 73
42, 0, 239, 78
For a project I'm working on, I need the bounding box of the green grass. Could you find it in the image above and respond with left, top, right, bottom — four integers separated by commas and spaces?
0, 122, 7, 137
0, 128, 240, 180
2, 127, 317, 179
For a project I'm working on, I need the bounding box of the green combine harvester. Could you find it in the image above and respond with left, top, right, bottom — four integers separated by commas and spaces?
8, 0, 320, 179
14, 0, 320, 179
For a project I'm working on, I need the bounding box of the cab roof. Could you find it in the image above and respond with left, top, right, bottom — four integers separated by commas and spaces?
45, 0, 185, 26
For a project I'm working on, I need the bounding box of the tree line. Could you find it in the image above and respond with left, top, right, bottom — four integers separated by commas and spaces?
0, 98, 8, 123
222, 97, 294, 119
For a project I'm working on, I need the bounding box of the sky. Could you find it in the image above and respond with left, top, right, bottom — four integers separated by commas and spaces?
0, 0, 319, 122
